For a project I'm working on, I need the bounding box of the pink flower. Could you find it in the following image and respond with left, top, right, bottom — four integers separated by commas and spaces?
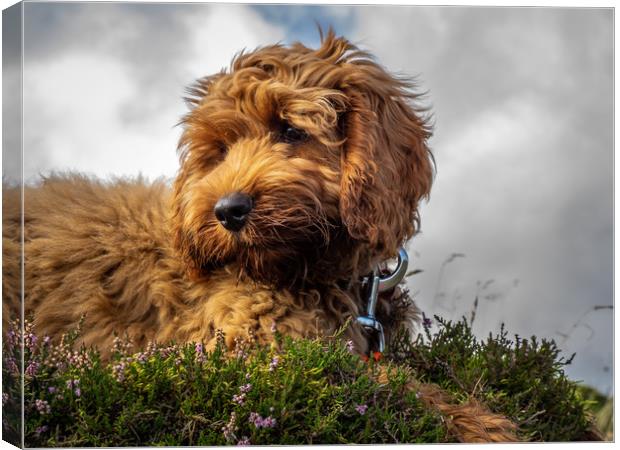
25, 361, 39, 377
35, 399, 51, 415
6, 358, 18, 375
345, 340, 355, 353
237, 436, 251, 446
195, 343, 205, 362
249, 412, 276, 429
222, 412, 237, 442
232, 393, 246, 405
355, 404, 368, 415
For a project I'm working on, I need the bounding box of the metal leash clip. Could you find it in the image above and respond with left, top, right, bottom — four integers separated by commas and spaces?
356, 247, 409, 355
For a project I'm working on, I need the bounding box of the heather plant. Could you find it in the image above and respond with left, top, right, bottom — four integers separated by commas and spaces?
2, 315, 606, 446
2, 319, 22, 447
4, 320, 446, 446
386, 316, 604, 441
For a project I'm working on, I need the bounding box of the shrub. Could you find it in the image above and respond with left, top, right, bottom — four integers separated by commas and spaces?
4, 321, 446, 446
387, 316, 604, 441
2, 316, 604, 446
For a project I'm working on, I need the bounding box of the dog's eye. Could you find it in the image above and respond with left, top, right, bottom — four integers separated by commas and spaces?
280, 125, 307, 144
216, 141, 228, 154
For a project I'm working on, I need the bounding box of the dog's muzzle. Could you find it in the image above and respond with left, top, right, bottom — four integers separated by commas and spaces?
214, 192, 254, 232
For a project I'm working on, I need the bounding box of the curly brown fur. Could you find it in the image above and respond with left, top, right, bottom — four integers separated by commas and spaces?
2, 31, 518, 442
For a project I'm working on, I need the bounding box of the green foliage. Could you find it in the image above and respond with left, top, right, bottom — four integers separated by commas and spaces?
4, 322, 446, 447
387, 316, 603, 441
2, 315, 605, 446
576, 385, 613, 440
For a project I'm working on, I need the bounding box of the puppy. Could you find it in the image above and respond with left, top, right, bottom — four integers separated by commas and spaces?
3, 31, 433, 355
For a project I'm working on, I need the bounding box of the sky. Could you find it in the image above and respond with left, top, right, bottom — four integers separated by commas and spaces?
3, 4, 613, 394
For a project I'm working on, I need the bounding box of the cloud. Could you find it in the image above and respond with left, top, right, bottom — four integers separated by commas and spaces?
22, 3, 286, 182
3, 3, 23, 184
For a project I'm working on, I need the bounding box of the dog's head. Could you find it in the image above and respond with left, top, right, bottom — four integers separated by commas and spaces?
172, 31, 433, 285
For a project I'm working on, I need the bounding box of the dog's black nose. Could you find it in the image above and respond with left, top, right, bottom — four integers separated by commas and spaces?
214, 192, 253, 232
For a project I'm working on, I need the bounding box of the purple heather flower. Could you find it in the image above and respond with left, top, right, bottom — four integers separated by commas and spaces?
6, 357, 18, 375
25, 332, 38, 351
222, 412, 237, 442
43, 336, 51, 345
35, 399, 51, 415
48, 387, 57, 394
355, 404, 368, 415
25, 361, 39, 377
269, 356, 279, 372
232, 393, 246, 406
237, 436, 251, 446
239, 383, 252, 394
35, 425, 48, 436
7, 330, 17, 347
112, 362, 127, 382
249, 412, 276, 429
261, 416, 277, 428
74, 388, 81, 397
345, 340, 355, 353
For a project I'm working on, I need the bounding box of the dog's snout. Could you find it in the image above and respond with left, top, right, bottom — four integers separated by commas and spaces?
214, 192, 254, 232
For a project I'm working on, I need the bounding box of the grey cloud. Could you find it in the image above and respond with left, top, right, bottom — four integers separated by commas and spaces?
21, 3, 286, 181
24, 3, 203, 123
3, 3, 23, 184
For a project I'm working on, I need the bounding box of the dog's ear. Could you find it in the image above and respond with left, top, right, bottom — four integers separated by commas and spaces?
339, 69, 434, 257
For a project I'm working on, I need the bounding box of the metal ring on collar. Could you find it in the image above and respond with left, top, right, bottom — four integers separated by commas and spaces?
377, 247, 409, 292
